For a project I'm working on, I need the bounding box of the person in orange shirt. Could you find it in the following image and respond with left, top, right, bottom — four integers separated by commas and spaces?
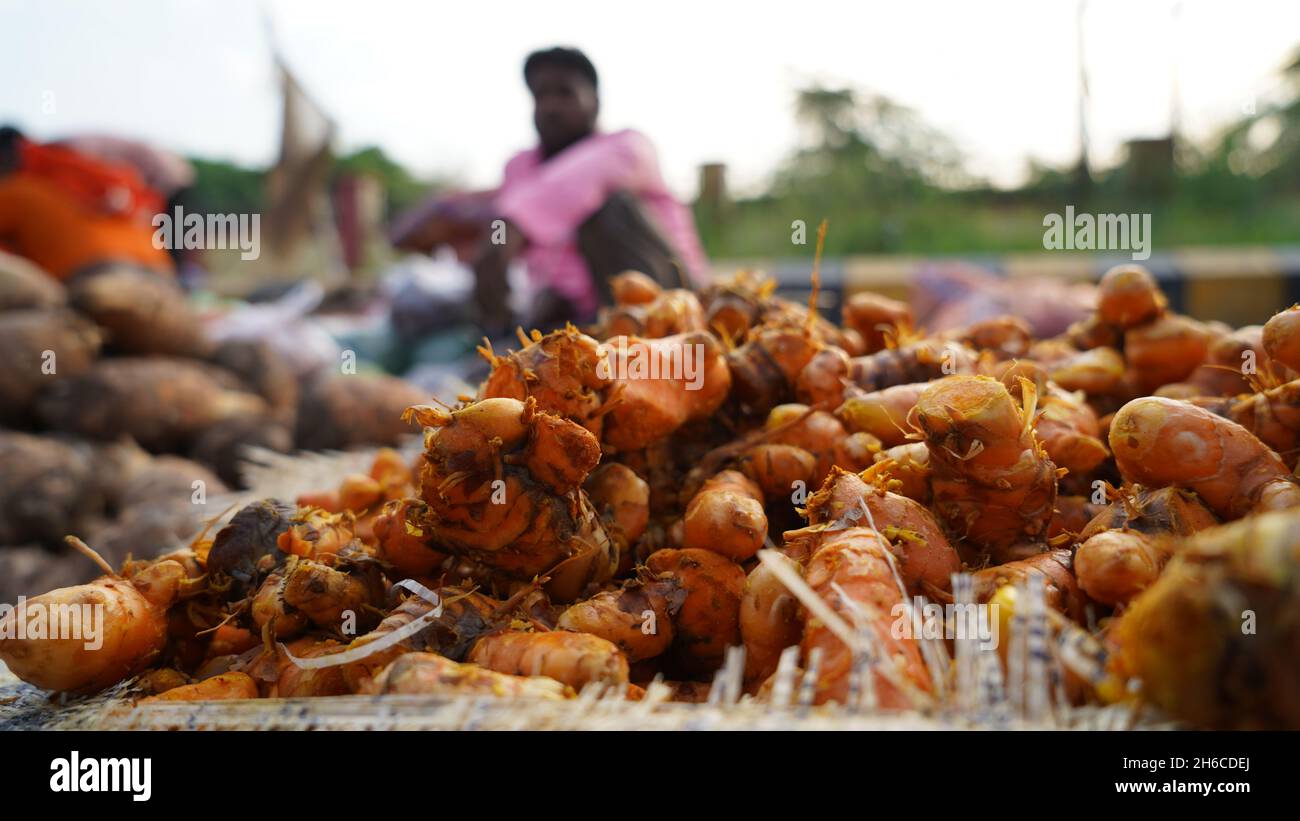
0, 127, 173, 281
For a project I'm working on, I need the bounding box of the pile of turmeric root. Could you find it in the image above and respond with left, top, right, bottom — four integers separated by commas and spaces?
3, 262, 1299, 729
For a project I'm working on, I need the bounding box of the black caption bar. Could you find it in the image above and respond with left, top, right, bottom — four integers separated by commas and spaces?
0, 730, 1287, 809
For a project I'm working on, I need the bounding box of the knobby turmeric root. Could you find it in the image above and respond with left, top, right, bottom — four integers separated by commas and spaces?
970, 549, 1085, 623
837, 383, 926, 449
1105, 509, 1300, 729
739, 552, 803, 688
600, 332, 731, 451
798, 467, 960, 594
914, 375, 1059, 562
1263, 304, 1300, 373
796, 526, 933, 708
0, 544, 204, 693
478, 326, 610, 437
645, 548, 745, 676
1097, 264, 1167, 329
681, 470, 767, 561
140, 672, 258, 702
9, 261, 1300, 728
1074, 486, 1219, 606
841, 292, 912, 354
850, 340, 977, 393
597, 280, 706, 340
468, 629, 629, 691
1074, 530, 1167, 607
361, 652, 572, 700
765, 404, 879, 484
555, 569, 685, 662
408, 397, 614, 597
1109, 396, 1300, 519
372, 498, 448, 578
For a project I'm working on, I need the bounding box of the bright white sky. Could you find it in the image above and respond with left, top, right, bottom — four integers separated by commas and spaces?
1, 0, 1296, 198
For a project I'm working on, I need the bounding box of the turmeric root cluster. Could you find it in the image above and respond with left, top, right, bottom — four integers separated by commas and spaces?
5, 264, 1300, 730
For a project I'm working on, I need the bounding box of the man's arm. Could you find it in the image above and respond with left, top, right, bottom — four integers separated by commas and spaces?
389, 189, 496, 258
470, 218, 525, 335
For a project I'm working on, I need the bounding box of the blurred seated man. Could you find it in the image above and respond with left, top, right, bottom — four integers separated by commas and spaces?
480, 45, 712, 329
472, 48, 709, 333
0, 127, 174, 281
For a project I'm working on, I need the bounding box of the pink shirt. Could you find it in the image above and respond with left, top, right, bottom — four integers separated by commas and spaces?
495, 129, 709, 316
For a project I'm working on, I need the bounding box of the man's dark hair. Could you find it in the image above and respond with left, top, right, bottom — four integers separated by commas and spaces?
0, 126, 24, 154
523, 47, 598, 89
0, 126, 25, 172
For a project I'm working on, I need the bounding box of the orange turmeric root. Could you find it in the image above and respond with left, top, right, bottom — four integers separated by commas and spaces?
864, 442, 931, 504
1171, 326, 1266, 397
1046, 494, 1108, 539
765, 404, 879, 483
1097, 264, 1167, 328
914, 375, 1059, 562
609, 270, 662, 305
701, 269, 770, 341
280, 557, 382, 635
556, 570, 684, 662
945, 315, 1032, 360
140, 671, 259, 702
645, 548, 746, 676
583, 463, 650, 572
1225, 379, 1300, 467
0, 574, 168, 693
600, 331, 732, 451
793, 346, 853, 407
0, 544, 205, 692
334, 586, 503, 691
1109, 396, 1300, 518
408, 397, 614, 596
739, 552, 803, 688
244, 637, 351, 698
1073, 485, 1218, 606
841, 292, 912, 353
799, 467, 960, 594
276, 508, 355, 559
1124, 314, 1213, 394
361, 652, 572, 699
681, 470, 768, 561
1103, 509, 1300, 729
1074, 530, 1168, 606
468, 629, 630, 691
999, 371, 1108, 478
372, 498, 447, 577
737, 443, 818, 502
837, 383, 926, 449
849, 339, 977, 393
295, 448, 414, 514
970, 549, 1085, 622
795, 527, 934, 708
1078, 485, 1219, 541
1046, 346, 1127, 397
478, 326, 610, 437
1262, 304, 1300, 372
598, 282, 706, 340
727, 325, 821, 413
249, 570, 309, 641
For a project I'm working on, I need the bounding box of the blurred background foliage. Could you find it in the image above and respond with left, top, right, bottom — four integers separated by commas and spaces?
698, 45, 1300, 258
191, 145, 449, 223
